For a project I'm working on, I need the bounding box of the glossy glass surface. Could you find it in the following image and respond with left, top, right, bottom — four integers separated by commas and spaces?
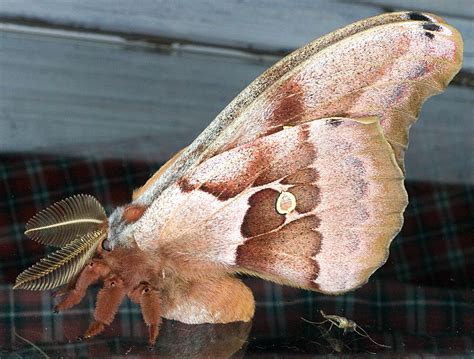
1, 156, 472, 357
0, 2, 473, 357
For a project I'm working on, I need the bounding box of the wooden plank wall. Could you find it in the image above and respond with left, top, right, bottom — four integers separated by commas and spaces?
0, 1, 472, 184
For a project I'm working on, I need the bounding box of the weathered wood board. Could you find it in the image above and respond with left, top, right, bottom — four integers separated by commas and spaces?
0, 0, 473, 70
1, 28, 472, 184
349, 0, 474, 18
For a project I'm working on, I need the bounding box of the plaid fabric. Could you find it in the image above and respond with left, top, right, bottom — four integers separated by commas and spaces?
0, 154, 473, 357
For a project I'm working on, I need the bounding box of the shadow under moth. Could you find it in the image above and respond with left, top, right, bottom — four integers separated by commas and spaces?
14, 12, 463, 347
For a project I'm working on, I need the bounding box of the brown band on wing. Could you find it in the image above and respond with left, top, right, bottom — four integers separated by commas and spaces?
237, 215, 322, 289
267, 79, 305, 127
262, 125, 285, 137
281, 168, 320, 184
199, 147, 271, 201
177, 177, 198, 193
253, 125, 316, 187
122, 204, 148, 224
288, 184, 321, 214
241, 189, 285, 238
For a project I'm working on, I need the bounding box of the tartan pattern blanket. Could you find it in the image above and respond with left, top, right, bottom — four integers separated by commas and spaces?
0, 154, 473, 357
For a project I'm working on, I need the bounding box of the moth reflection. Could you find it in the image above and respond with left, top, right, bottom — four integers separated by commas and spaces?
11, 319, 251, 358
151, 320, 251, 357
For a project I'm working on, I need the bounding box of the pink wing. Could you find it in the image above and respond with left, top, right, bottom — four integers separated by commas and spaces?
136, 118, 407, 293
215, 17, 463, 171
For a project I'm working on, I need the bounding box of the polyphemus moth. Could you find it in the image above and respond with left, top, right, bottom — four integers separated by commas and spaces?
14, 11, 463, 347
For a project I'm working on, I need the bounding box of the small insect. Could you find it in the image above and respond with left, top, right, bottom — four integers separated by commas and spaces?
303, 310, 390, 348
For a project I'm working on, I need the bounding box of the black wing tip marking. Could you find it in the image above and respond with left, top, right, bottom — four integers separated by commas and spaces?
422, 23, 442, 32
408, 12, 432, 22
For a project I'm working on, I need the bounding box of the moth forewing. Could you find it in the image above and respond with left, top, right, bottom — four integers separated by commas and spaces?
130, 12, 457, 204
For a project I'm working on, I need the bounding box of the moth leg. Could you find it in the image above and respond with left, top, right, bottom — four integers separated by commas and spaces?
54, 259, 110, 312
83, 274, 126, 339
129, 283, 162, 347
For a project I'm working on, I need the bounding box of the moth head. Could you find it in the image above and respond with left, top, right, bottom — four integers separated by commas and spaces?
13, 194, 108, 291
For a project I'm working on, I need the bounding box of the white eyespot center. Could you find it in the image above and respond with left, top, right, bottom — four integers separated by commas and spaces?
276, 191, 297, 214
